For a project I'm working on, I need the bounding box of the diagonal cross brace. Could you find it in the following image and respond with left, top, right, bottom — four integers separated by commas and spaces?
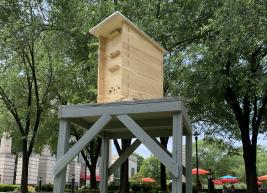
108, 139, 141, 177
54, 115, 112, 176
117, 114, 179, 178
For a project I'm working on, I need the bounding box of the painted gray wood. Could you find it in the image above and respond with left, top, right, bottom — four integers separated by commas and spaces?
109, 117, 172, 127
59, 99, 182, 118
151, 136, 172, 157
53, 119, 70, 193
186, 134, 193, 193
100, 134, 109, 193
172, 113, 183, 193
54, 115, 112, 176
53, 98, 192, 192
181, 103, 192, 134
70, 118, 92, 128
69, 119, 105, 138
108, 139, 141, 176
107, 129, 173, 139
117, 114, 179, 177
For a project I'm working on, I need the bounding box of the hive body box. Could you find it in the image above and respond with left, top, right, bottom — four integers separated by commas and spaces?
90, 12, 165, 103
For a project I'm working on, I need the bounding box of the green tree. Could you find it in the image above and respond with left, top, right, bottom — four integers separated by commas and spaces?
133, 153, 144, 172
139, 155, 161, 183
163, 1, 267, 193
256, 146, 267, 177
0, 1, 99, 192
192, 141, 241, 180
192, 141, 267, 185
114, 139, 132, 193
0, 1, 57, 192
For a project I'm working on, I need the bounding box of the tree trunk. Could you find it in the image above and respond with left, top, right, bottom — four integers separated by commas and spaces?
160, 163, 167, 191
119, 159, 129, 193
89, 164, 97, 189
243, 144, 258, 193
114, 139, 131, 193
160, 137, 168, 191
20, 140, 29, 193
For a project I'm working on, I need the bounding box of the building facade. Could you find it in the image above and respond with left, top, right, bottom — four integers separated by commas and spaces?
0, 136, 137, 187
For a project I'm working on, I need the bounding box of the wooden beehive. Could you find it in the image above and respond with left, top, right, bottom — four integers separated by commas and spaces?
90, 12, 165, 103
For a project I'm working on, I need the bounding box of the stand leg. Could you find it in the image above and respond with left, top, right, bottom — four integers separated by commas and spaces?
53, 119, 70, 193
186, 134, 192, 193
100, 134, 109, 193
172, 113, 183, 193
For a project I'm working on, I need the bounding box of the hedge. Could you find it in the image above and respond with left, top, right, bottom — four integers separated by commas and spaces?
0, 184, 20, 192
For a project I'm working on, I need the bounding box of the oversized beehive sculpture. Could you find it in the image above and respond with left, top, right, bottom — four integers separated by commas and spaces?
90, 12, 165, 103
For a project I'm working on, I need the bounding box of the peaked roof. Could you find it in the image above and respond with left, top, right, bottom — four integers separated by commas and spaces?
89, 11, 166, 53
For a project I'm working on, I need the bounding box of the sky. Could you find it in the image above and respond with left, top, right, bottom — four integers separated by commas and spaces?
111, 134, 267, 158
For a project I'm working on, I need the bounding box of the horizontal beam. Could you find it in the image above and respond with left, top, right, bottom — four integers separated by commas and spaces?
108, 139, 141, 177
54, 115, 112, 176
68, 118, 105, 138
104, 118, 172, 130
70, 118, 92, 128
59, 99, 182, 118
117, 114, 179, 178
107, 129, 173, 139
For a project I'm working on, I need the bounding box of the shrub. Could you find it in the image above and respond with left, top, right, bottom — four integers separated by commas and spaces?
0, 184, 20, 192
130, 173, 143, 184
75, 188, 90, 193
141, 183, 152, 193
28, 185, 36, 193
42, 184, 54, 192
147, 190, 157, 193
108, 182, 119, 191
91, 189, 100, 193
131, 182, 142, 192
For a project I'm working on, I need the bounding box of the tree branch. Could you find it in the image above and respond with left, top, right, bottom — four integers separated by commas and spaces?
252, 90, 267, 146
81, 149, 92, 169
156, 0, 162, 19
0, 86, 25, 135
243, 95, 250, 130
223, 57, 250, 146
113, 139, 122, 155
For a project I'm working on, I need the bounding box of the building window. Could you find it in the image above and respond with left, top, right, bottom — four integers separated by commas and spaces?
131, 168, 135, 177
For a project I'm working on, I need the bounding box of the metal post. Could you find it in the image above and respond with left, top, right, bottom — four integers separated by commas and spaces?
84, 162, 87, 188
208, 174, 213, 193
193, 131, 201, 190
71, 174, 75, 193
38, 177, 42, 192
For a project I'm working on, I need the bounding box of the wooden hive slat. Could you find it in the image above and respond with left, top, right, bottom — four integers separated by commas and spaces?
91, 12, 165, 103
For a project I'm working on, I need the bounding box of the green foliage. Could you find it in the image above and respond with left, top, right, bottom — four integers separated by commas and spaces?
133, 153, 144, 172
141, 183, 153, 193
256, 146, 267, 176
192, 141, 267, 183
165, 0, 267, 143
0, 1, 266, 192
131, 182, 142, 192
0, 184, 19, 192
75, 189, 99, 193
108, 182, 119, 191
130, 173, 144, 183
139, 156, 160, 182
36, 183, 54, 192
130, 173, 143, 192
75, 189, 90, 193
90, 189, 100, 193
192, 141, 241, 180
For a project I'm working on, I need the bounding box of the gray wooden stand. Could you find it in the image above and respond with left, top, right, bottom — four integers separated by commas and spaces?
53, 98, 192, 193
